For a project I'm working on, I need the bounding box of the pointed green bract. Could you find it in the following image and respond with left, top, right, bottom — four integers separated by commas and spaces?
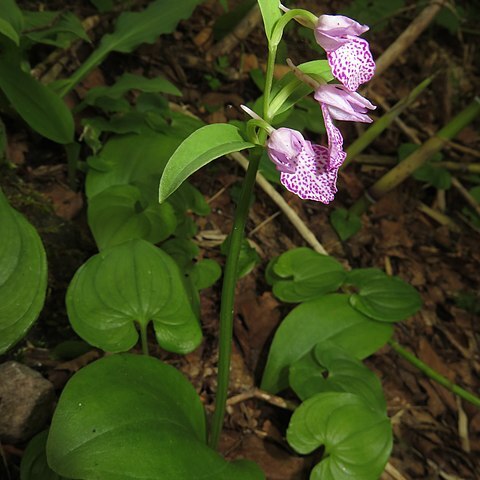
287, 392, 392, 480
261, 294, 393, 393
257, 0, 282, 41
158, 124, 255, 202
66, 239, 202, 354
47, 355, 264, 480
0, 189, 47, 354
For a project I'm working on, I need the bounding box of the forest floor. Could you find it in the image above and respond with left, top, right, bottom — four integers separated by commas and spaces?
1, 0, 480, 479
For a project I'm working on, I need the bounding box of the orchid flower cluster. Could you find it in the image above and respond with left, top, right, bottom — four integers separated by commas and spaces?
250, 12, 376, 204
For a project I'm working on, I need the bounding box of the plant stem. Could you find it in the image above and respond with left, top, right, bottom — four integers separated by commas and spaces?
208, 149, 261, 449
139, 323, 149, 356
209, 41, 277, 450
389, 340, 480, 408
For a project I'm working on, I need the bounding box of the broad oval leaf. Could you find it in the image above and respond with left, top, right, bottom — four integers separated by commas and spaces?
0, 58, 74, 144
260, 294, 393, 393
47, 354, 264, 480
159, 124, 255, 202
0, 0, 24, 44
287, 392, 392, 480
20, 430, 69, 480
88, 184, 177, 250
347, 268, 422, 322
0, 189, 47, 354
268, 247, 346, 302
66, 239, 201, 354
190, 259, 222, 290
289, 342, 386, 412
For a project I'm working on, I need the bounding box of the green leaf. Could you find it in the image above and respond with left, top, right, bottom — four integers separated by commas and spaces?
47, 354, 264, 480
0, 189, 47, 354
342, 0, 405, 31
221, 237, 260, 278
257, 0, 282, 41
287, 392, 392, 480
267, 247, 346, 303
23, 11, 90, 48
86, 132, 183, 199
260, 294, 393, 393
159, 124, 255, 202
346, 268, 422, 322
413, 163, 451, 190
21, 430, 69, 480
330, 207, 362, 241
0, 57, 74, 143
190, 259, 222, 290
82, 73, 181, 107
88, 184, 177, 250
0, 0, 23, 44
66, 239, 202, 354
58, 0, 203, 96
161, 238, 199, 270
289, 342, 386, 412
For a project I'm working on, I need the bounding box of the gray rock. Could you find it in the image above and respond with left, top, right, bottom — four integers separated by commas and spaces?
0, 361, 55, 443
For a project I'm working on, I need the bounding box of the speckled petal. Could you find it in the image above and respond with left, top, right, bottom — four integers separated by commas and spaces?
280, 144, 338, 204
321, 104, 347, 170
327, 36, 375, 91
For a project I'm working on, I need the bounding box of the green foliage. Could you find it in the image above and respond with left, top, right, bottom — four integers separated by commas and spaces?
88, 184, 177, 250
289, 342, 386, 412
21, 430, 69, 480
0, 0, 23, 45
58, 0, 204, 96
342, 0, 405, 31
461, 185, 480, 228
66, 239, 202, 354
346, 268, 422, 322
189, 259, 222, 291
23, 11, 89, 48
221, 237, 260, 278
330, 207, 362, 241
266, 247, 346, 302
0, 56, 74, 144
159, 124, 255, 202
398, 143, 451, 190
0, 188, 47, 354
287, 392, 392, 480
257, 0, 282, 41
47, 355, 264, 479
261, 294, 393, 393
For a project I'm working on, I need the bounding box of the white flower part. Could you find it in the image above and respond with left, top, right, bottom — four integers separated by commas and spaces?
321, 104, 347, 170
315, 14, 369, 51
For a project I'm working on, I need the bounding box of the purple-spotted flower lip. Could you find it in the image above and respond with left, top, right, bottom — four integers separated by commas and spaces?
314, 84, 376, 123
314, 15, 369, 52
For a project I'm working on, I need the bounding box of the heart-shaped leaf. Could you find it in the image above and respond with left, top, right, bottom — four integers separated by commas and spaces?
189, 259, 222, 290
267, 248, 346, 302
289, 342, 386, 412
261, 294, 393, 393
21, 430, 69, 480
47, 354, 264, 479
66, 239, 201, 354
159, 124, 255, 202
0, 189, 47, 354
346, 268, 422, 322
287, 392, 392, 480
330, 207, 362, 241
88, 184, 177, 250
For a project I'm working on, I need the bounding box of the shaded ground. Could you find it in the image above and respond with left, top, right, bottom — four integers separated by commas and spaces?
1, 0, 479, 479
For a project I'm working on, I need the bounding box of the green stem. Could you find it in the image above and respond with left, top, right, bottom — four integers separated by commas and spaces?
208, 41, 278, 450
208, 149, 261, 449
389, 340, 480, 408
139, 323, 149, 356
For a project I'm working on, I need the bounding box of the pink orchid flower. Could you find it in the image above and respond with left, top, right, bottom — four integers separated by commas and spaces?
267, 128, 338, 204
314, 84, 376, 123
314, 14, 375, 91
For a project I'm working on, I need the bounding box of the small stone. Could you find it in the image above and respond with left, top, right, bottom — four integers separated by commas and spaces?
0, 361, 55, 444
